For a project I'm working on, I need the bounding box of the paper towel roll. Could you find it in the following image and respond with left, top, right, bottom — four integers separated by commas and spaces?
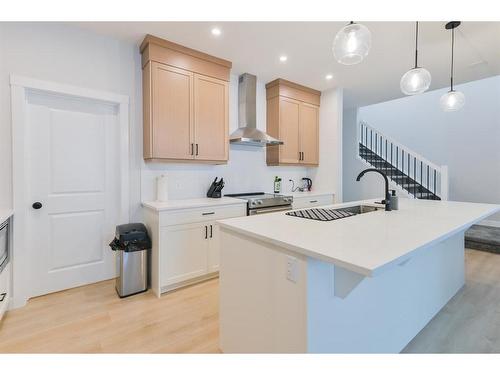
156, 174, 168, 202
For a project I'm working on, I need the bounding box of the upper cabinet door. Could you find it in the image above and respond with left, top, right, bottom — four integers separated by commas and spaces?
152, 62, 194, 160
279, 97, 301, 164
193, 74, 229, 162
299, 102, 319, 165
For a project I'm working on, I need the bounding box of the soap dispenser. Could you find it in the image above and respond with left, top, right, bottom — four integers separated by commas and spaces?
390, 190, 399, 210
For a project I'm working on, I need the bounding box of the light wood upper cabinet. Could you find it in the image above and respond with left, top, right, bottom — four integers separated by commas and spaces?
194, 74, 229, 162
266, 79, 321, 167
151, 63, 194, 160
141, 35, 231, 164
279, 97, 301, 164
299, 102, 319, 165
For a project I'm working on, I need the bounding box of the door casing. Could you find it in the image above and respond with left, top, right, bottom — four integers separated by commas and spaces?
10, 75, 130, 309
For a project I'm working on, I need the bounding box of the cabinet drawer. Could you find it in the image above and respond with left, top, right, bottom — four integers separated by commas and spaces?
159, 204, 246, 226
292, 194, 334, 210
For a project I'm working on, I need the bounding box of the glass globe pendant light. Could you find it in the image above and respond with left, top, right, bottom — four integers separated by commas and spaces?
441, 21, 465, 111
333, 21, 372, 65
400, 22, 432, 95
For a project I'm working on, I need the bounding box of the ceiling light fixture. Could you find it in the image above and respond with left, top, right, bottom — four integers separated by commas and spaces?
279, 55, 288, 62
211, 27, 221, 36
325, 74, 333, 80
400, 22, 432, 95
332, 21, 371, 65
440, 21, 465, 112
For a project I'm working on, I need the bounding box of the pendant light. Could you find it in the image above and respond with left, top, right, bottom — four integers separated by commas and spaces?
440, 21, 465, 111
333, 21, 371, 65
400, 22, 432, 95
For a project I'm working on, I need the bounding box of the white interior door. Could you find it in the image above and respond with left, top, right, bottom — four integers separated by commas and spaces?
25, 90, 121, 297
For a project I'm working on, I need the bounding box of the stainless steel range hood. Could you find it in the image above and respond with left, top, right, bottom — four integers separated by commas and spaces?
229, 73, 283, 147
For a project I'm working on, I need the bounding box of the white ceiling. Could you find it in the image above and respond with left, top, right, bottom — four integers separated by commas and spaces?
75, 21, 500, 108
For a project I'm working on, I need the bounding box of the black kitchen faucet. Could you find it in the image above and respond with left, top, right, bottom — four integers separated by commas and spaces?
356, 168, 392, 211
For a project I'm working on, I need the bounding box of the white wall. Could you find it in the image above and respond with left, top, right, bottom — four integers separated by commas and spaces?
0, 22, 143, 220
0, 23, 343, 221
348, 75, 500, 223
309, 88, 343, 202
342, 108, 380, 202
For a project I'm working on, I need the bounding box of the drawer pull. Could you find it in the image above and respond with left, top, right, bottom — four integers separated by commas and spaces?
205, 226, 208, 239
210, 224, 213, 238
0, 293, 6, 302
202, 212, 215, 216
309, 200, 318, 203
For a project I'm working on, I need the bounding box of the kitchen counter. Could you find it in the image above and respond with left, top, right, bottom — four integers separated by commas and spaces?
142, 197, 245, 212
218, 198, 500, 353
0, 209, 13, 223
218, 198, 499, 276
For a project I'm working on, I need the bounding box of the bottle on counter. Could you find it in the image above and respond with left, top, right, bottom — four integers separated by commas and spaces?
274, 176, 282, 194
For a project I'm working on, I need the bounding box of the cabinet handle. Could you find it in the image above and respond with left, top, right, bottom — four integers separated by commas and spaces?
0, 293, 6, 302
210, 224, 213, 238
298, 151, 301, 161
196, 144, 199, 156
205, 225, 208, 239
190, 143, 194, 155
202, 212, 215, 216
309, 200, 318, 203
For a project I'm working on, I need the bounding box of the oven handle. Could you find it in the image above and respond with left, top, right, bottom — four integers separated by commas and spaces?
249, 205, 292, 215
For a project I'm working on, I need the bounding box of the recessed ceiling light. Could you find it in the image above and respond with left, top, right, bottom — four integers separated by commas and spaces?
325, 74, 333, 80
211, 27, 221, 36
279, 55, 288, 62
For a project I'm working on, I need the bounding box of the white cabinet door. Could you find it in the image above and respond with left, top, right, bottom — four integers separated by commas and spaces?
208, 222, 220, 272
160, 222, 209, 287
292, 194, 334, 210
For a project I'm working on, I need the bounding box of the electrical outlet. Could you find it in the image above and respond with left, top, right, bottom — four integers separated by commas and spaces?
286, 256, 299, 283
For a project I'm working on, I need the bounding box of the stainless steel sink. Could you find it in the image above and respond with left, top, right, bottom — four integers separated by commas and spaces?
341, 205, 384, 215
285, 204, 384, 222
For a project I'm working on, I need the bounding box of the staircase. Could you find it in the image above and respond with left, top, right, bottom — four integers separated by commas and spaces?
358, 121, 448, 201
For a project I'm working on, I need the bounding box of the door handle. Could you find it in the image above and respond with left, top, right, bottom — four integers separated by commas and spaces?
210, 224, 213, 238
32, 202, 43, 209
205, 225, 208, 239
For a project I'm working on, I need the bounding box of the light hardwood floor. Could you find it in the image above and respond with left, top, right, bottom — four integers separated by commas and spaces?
0, 249, 499, 353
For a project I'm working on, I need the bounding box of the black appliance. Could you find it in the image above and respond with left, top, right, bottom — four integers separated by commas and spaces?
207, 177, 225, 198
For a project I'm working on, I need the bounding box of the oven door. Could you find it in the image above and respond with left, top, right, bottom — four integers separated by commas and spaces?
0, 219, 9, 274
248, 205, 292, 216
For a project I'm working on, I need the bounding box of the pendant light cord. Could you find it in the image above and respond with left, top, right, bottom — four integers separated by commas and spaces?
414, 21, 419, 68
450, 27, 455, 90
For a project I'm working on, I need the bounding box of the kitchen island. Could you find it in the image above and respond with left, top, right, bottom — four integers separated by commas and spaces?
217, 198, 500, 353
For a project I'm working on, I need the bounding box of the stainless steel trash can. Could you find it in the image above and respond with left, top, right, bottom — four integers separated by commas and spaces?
109, 223, 151, 298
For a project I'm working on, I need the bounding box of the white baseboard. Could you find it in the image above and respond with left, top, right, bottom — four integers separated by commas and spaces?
479, 219, 500, 228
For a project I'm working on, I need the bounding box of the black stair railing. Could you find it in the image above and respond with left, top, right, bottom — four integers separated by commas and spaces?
358, 121, 447, 201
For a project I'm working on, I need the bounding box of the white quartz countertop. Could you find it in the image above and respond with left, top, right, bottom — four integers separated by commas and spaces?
217, 198, 500, 276
142, 197, 246, 212
289, 191, 334, 198
0, 209, 13, 223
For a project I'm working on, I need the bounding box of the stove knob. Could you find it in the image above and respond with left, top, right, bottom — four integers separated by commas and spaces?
256, 200, 263, 205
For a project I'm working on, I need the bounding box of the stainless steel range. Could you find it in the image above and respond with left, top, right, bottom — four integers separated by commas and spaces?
225, 192, 293, 215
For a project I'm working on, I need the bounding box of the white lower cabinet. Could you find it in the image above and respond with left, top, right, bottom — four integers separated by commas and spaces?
160, 222, 211, 286
292, 193, 335, 210
208, 222, 220, 272
144, 201, 246, 297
